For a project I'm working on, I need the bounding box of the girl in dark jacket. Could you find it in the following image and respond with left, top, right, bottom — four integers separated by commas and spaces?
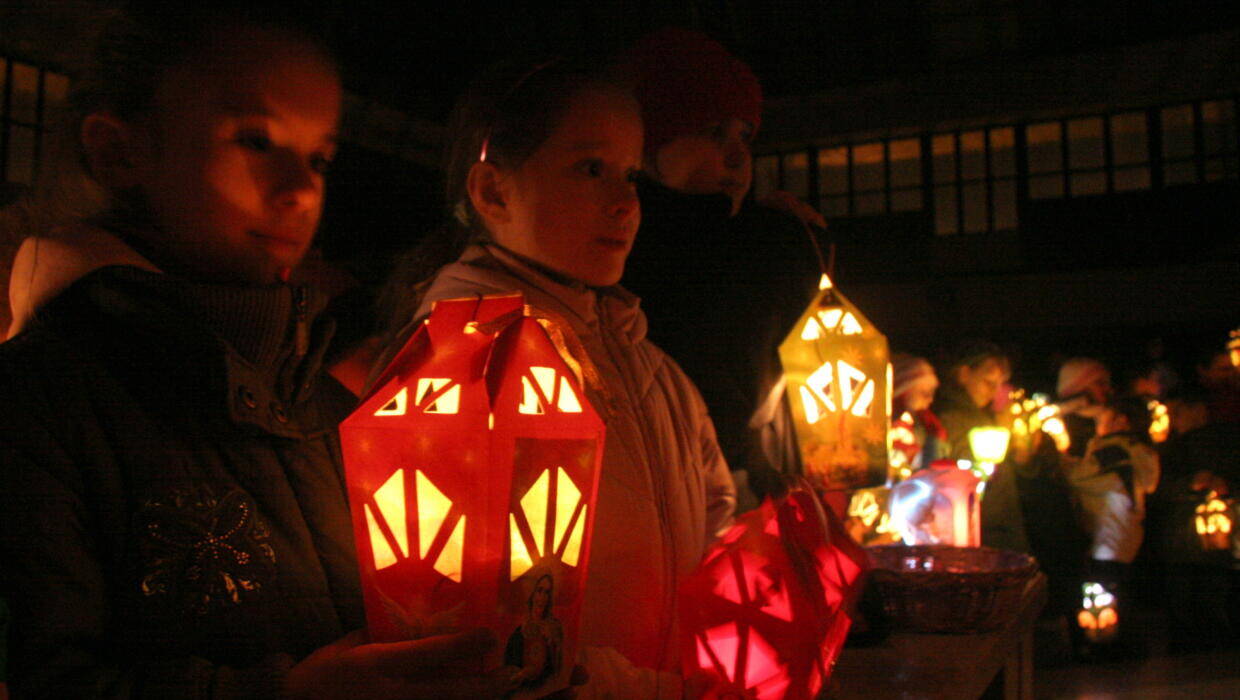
0, 4, 508, 698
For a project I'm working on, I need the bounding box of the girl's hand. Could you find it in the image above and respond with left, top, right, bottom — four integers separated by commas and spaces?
284, 628, 518, 700
758, 190, 826, 229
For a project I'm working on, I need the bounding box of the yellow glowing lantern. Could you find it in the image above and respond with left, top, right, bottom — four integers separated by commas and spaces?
1148, 399, 1170, 444
780, 274, 890, 489
968, 427, 1010, 467
1195, 491, 1233, 551
1077, 581, 1119, 643
1229, 329, 1240, 368
1041, 416, 1071, 453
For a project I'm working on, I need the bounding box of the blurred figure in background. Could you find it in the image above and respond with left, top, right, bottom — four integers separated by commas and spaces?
1057, 357, 1115, 459
619, 28, 824, 510
889, 353, 947, 475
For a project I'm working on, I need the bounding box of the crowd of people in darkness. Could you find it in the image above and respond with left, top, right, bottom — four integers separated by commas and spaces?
0, 1, 1236, 698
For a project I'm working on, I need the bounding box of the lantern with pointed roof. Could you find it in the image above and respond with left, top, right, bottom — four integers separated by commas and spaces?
779, 275, 891, 490
340, 293, 603, 697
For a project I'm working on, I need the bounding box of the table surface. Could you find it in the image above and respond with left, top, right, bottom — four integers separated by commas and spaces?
828, 572, 1047, 700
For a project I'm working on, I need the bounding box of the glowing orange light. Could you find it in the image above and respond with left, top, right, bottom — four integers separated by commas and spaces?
1148, 400, 1170, 443
968, 427, 1010, 465
1195, 491, 1233, 550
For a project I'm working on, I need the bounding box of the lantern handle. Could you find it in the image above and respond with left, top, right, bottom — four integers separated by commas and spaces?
795, 216, 833, 280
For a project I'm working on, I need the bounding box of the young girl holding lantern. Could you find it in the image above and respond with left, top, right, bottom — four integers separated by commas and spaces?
375, 57, 737, 698
0, 3, 514, 698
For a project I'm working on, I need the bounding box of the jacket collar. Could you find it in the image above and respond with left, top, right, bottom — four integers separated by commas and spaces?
418, 242, 648, 346
7, 223, 160, 338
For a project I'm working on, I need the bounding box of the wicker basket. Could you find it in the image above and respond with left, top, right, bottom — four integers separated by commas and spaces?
866, 545, 1039, 634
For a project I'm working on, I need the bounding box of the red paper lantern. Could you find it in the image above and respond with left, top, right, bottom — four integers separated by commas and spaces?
340, 293, 604, 696
681, 489, 868, 700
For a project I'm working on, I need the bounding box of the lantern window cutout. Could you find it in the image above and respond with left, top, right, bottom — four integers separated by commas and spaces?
416, 377, 461, 414
375, 387, 408, 416
520, 366, 584, 415
510, 467, 588, 580
1195, 491, 1234, 551
362, 468, 465, 582
1077, 581, 1119, 643
780, 277, 889, 490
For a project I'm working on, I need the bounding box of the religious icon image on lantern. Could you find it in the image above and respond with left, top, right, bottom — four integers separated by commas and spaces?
1195, 491, 1233, 551
505, 571, 565, 689
887, 460, 982, 547
1077, 581, 1119, 643
339, 293, 603, 700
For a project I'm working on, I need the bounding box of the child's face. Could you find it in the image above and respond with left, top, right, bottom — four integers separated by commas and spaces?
956, 358, 1006, 409
498, 87, 643, 287
652, 117, 754, 216
132, 28, 340, 284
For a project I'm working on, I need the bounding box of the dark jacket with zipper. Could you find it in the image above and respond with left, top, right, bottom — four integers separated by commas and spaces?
623, 179, 822, 500
0, 262, 363, 699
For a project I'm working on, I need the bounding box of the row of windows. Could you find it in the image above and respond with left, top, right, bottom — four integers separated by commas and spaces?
754, 97, 1240, 235
1, 57, 70, 187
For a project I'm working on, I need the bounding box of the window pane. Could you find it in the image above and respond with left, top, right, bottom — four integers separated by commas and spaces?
889, 138, 921, 188
753, 155, 779, 200
1205, 156, 1238, 182
1165, 161, 1197, 186
11, 62, 40, 124
932, 134, 956, 184
1026, 122, 1062, 174
43, 71, 70, 121
1070, 170, 1106, 196
1110, 111, 1148, 166
851, 142, 884, 192
934, 185, 957, 235
818, 147, 848, 195
783, 152, 810, 198
960, 130, 985, 180
1161, 105, 1195, 160
1202, 100, 1236, 157
962, 182, 987, 233
6, 124, 37, 184
1114, 166, 1150, 191
990, 127, 1015, 177
1029, 174, 1064, 199
1068, 117, 1104, 170
854, 190, 885, 216
993, 180, 1017, 231
891, 187, 922, 212
823, 195, 849, 218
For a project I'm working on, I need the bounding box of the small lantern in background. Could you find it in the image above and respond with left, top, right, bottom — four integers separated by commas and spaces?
780, 274, 890, 490
888, 411, 919, 482
681, 488, 868, 700
887, 460, 982, 547
1195, 491, 1233, 551
967, 427, 1010, 480
1077, 581, 1119, 643
1228, 328, 1240, 368
340, 293, 604, 698
1147, 399, 1170, 444
1041, 415, 1071, 453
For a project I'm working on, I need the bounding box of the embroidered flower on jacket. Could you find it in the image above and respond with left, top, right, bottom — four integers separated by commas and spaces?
137, 487, 276, 615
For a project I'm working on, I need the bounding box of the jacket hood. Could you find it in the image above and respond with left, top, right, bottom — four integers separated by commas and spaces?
8, 223, 159, 339
416, 243, 648, 346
